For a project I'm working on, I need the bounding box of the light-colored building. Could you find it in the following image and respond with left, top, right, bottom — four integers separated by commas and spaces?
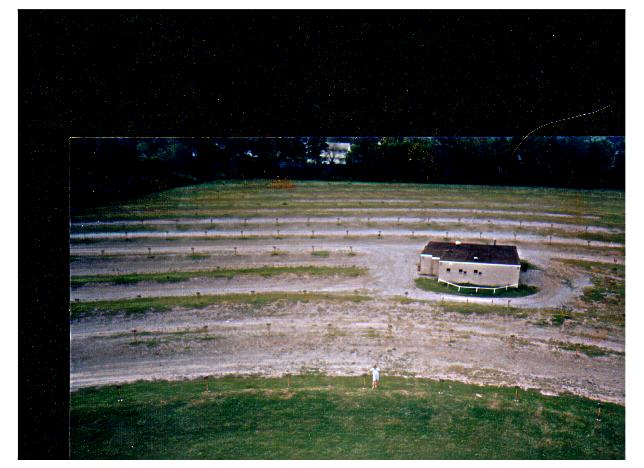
320, 142, 351, 165
419, 241, 521, 288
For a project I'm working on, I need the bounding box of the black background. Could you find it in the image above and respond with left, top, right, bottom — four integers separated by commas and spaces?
19, 10, 625, 458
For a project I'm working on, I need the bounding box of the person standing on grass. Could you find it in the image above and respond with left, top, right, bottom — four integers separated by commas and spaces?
370, 364, 380, 389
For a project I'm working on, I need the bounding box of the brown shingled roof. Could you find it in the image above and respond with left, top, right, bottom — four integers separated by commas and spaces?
421, 241, 520, 265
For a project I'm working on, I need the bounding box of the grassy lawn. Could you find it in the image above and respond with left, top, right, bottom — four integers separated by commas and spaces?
70, 375, 624, 459
70, 265, 366, 287
70, 292, 372, 320
414, 277, 538, 298
71, 181, 624, 229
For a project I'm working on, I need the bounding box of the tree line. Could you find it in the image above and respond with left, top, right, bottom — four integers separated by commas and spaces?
70, 136, 624, 208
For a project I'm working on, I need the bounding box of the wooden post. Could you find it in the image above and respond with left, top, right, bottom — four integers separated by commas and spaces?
204, 376, 209, 392
101, 249, 105, 256
378, 230, 382, 238
266, 323, 271, 336
234, 247, 238, 255
275, 217, 279, 226
287, 374, 291, 388
311, 230, 315, 238
148, 247, 151, 256
515, 387, 519, 401
337, 217, 341, 225
191, 247, 195, 254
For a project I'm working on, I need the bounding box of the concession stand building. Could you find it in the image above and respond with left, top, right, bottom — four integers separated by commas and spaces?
419, 241, 521, 288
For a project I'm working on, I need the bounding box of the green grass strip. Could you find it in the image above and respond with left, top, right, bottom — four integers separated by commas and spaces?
438, 301, 530, 317
549, 340, 624, 358
70, 292, 372, 319
311, 250, 331, 258
414, 277, 538, 298
557, 259, 624, 275
70, 374, 624, 459
71, 265, 366, 287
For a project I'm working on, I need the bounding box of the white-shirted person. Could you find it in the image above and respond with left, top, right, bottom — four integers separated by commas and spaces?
370, 364, 380, 389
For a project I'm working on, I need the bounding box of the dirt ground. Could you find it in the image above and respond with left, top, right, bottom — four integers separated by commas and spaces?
70, 218, 625, 403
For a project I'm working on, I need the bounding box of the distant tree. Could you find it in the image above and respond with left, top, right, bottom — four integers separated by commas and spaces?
70, 135, 625, 209
303, 137, 328, 165
345, 138, 382, 179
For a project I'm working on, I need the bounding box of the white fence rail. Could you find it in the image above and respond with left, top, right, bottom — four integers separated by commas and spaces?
437, 278, 518, 294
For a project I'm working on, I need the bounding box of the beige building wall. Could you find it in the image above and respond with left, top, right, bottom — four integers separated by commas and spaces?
437, 261, 520, 287
419, 255, 440, 275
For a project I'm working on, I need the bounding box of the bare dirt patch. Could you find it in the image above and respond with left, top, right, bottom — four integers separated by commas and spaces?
70, 298, 624, 403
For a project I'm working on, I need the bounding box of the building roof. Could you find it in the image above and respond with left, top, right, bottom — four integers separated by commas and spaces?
421, 241, 520, 266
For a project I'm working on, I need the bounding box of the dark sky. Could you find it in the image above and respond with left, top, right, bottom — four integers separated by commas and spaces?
20, 10, 624, 137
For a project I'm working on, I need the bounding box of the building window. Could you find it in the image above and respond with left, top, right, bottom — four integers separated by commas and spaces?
446, 268, 451, 272
463, 271, 467, 275
473, 269, 478, 274
479, 272, 482, 275
458, 269, 462, 273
